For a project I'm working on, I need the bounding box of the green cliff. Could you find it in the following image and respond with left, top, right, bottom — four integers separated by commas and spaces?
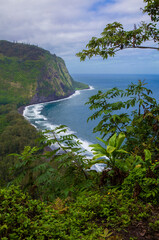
0, 40, 89, 107
0, 40, 89, 183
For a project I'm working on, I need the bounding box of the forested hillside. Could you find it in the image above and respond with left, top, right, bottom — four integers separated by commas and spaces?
0, 40, 88, 106
0, 1, 159, 239
0, 41, 88, 186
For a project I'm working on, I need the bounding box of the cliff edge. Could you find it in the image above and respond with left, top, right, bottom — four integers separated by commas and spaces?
0, 40, 89, 107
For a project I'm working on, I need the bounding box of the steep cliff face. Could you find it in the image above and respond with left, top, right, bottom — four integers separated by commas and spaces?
29, 54, 77, 104
0, 40, 88, 106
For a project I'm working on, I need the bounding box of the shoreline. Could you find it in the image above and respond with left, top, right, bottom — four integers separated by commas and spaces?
18, 86, 92, 116
20, 85, 93, 155
18, 85, 106, 171
18, 91, 75, 115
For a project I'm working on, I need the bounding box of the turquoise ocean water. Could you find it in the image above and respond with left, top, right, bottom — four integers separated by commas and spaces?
24, 74, 159, 156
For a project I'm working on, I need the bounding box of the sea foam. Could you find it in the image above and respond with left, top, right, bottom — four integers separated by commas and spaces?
24, 103, 47, 121
24, 88, 94, 154
23, 86, 106, 170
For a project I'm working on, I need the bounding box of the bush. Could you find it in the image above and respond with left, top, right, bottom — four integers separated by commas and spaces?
0, 186, 102, 240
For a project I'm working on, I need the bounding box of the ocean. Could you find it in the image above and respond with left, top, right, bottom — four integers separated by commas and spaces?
24, 74, 159, 156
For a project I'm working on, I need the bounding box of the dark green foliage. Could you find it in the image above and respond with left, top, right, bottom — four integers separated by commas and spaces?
1, 98, 159, 239
0, 55, 40, 105
77, 1, 158, 61
0, 41, 89, 106
72, 79, 89, 90
70, 189, 151, 229
0, 185, 68, 239
0, 40, 48, 60
89, 132, 128, 172
10, 126, 93, 201
0, 40, 88, 186
0, 2, 159, 238
0, 108, 39, 186
75, 5, 159, 235
84, 80, 159, 206
0, 185, 103, 240
143, 0, 159, 22
86, 80, 159, 159
122, 166, 159, 204
0, 110, 38, 155
1, 185, 159, 240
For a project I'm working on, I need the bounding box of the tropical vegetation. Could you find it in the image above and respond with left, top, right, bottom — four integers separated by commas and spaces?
0, 0, 159, 239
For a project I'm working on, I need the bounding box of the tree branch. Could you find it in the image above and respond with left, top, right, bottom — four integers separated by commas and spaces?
114, 45, 159, 53
135, 46, 159, 50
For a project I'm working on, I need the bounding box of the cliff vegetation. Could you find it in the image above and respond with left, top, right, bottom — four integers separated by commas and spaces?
0, 40, 88, 106
0, 1, 159, 239
0, 40, 88, 187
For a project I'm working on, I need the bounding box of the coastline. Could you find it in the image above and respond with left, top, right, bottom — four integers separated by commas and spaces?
18, 86, 91, 116
20, 85, 93, 154
18, 85, 105, 171
18, 91, 75, 115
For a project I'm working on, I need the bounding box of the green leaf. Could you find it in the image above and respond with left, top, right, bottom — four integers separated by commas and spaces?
96, 137, 108, 145
116, 132, 126, 149
107, 145, 116, 154
116, 149, 128, 154
90, 143, 107, 155
109, 133, 117, 147
144, 149, 151, 161
88, 158, 107, 167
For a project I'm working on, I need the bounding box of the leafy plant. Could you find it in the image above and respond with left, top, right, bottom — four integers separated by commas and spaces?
10, 125, 93, 200
76, 0, 159, 162
89, 132, 127, 170
122, 150, 159, 204
0, 185, 104, 240
85, 80, 159, 160
99, 228, 113, 239
77, 0, 158, 61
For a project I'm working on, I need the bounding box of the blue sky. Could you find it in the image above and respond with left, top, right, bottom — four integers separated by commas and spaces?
0, 0, 158, 74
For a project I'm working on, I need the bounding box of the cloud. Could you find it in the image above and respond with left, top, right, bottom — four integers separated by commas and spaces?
99, 0, 145, 14
0, 0, 158, 73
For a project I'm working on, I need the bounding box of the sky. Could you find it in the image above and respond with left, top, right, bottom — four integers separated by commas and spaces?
0, 0, 158, 74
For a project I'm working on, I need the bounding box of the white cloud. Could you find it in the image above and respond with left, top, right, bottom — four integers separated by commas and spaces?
99, 0, 145, 14
0, 0, 158, 73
